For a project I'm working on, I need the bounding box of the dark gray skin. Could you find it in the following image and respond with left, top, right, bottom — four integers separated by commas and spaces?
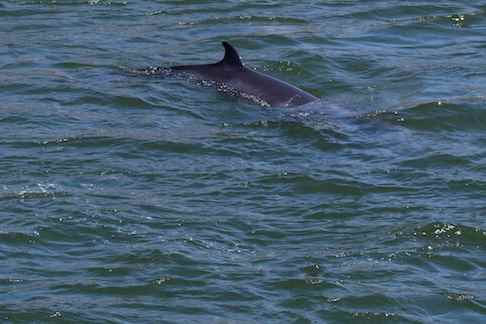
171, 42, 319, 107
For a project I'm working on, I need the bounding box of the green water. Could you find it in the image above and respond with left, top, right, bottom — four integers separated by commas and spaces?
1, 1, 486, 323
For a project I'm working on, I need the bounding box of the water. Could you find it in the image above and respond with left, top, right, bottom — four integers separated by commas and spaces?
1, 1, 486, 323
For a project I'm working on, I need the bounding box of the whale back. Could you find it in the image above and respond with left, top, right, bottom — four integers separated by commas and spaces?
170, 42, 318, 107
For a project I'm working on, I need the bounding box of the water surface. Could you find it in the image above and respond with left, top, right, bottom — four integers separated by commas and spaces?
1, 1, 486, 323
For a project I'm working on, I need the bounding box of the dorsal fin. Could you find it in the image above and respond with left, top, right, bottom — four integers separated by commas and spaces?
220, 41, 243, 67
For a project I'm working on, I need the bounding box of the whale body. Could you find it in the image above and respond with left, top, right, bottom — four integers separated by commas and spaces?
170, 42, 319, 107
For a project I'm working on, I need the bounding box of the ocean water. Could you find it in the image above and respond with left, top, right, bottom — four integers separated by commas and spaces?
1, 1, 486, 323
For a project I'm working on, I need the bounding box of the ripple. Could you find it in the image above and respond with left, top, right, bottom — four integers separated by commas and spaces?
399, 153, 471, 168
0, 231, 39, 245
415, 223, 486, 248
192, 15, 307, 26
106, 250, 199, 266
0, 184, 69, 202
366, 101, 486, 131
256, 173, 413, 196
270, 278, 340, 291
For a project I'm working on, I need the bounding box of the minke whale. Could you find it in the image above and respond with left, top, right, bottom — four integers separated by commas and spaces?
169, 42, 319, 107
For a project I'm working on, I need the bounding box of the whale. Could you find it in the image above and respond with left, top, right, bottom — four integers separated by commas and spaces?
169, 42, 319, 107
